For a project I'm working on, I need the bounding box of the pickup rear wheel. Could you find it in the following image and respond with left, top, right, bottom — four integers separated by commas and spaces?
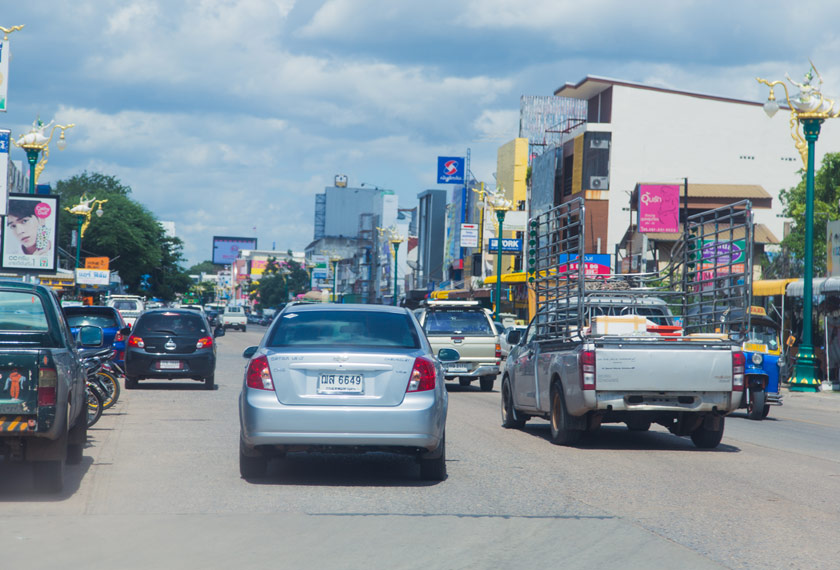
479, 375, 495, 392
549, 382, 581, 446
690, 417, 725, 449
458, 378, 471, 387
501, 377, 526, 429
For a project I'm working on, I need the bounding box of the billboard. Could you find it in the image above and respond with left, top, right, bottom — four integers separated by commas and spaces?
2, 193, 60, 272
0, 130, 8, 215
638, 184, 680, 233
557, 253, 611, 278
212, 236, 257, 265
437, 156, 465, 184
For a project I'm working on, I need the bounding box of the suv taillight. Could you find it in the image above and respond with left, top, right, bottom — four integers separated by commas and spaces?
246, 355, 274, 390
732, 351, 745, 391
407, 357, 436, 392
196, 336, 213, 349
128, 335, 144, 348
580, 350, 596, 390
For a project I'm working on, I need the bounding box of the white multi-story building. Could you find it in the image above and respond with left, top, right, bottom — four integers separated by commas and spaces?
544, 75, 840, 260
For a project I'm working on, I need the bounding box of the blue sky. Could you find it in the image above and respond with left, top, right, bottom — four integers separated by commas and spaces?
3, 1, 840, 266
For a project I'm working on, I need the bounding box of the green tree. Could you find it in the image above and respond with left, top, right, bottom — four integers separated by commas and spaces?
253, 252, 309, 308
54, 171, 191, 299
770, 153, 840, 279
188, 260, 219, 274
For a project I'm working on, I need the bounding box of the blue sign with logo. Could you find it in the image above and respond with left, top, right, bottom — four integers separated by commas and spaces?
437, 156, 465, 184
488, 238, 522, 253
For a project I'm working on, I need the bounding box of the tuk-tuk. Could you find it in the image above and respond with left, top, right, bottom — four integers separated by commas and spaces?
733, 306, 784, 419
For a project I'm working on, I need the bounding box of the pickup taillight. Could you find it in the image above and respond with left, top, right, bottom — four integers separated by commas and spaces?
495, 343, 501, 361
732, 351, 745, 391
580, 350, 596, 390
38, 367, 58, 406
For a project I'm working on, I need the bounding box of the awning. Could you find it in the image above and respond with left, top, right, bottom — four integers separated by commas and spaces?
783, 278, 840, 298
753, 278, 797, 296
484, 272, 527, 285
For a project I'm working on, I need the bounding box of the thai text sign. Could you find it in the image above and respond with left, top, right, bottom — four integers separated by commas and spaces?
557, 253, 611, 278
488, 238, 522, 253
76, 268, 110, 285
85, 256, 109, 270
638, 184, 680, 233
460, 223, 478, 248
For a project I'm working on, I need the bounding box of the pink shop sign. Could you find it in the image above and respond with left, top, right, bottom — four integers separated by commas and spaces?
638, 184, 680, 233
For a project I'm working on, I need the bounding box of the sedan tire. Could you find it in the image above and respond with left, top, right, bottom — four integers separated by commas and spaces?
419, 434, 446, 481
240, 441, 267, 480
204, 374, 215, 390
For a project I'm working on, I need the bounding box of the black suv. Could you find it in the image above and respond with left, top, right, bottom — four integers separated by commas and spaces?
124, 309, 224, 390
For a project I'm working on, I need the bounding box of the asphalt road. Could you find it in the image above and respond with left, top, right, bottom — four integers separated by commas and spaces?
2, 327, 839, 569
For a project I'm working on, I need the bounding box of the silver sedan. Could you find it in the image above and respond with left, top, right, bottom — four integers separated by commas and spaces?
239, 303, 458, 481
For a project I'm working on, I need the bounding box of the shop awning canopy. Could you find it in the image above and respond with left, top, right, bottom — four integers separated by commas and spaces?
753, 278, 797, 297
484, 272, 527, 285
783, 277, 840, 297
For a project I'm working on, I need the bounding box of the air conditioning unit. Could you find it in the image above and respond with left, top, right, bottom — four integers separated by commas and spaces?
590, 139, 610, 149
590, 176, 609, 189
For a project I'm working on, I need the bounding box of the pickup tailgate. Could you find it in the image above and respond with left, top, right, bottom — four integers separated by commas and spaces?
0, 351, 41, 419
596, 342, 734, 392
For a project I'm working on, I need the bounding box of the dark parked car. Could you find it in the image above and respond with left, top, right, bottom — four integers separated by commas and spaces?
64, 305, 129, 366
124, 308, 224, 390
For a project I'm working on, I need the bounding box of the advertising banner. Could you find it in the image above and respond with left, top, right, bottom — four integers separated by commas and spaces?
699, 239, 746, 282
1, 193, 59, 272
212, 236, 257, 265
557, 253, 611, 278
488, 238, 523, 253
437, 156, 465, 184
311, 255, 328, 280
0, 39, 8, 112
638, 184, 680, 233
235, 258, 248, 281
250, 258, 267, 279
76, 268, 109, 285
460, 223, 478, 248
0, 129, 8, 215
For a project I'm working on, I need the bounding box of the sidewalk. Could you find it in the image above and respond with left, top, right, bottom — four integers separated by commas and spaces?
780, 383, 840, 411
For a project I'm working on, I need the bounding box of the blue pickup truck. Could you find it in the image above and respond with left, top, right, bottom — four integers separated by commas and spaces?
0, 282, 102, 492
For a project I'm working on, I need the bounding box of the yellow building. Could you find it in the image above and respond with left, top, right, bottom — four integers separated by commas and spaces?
496, 138, 529, 207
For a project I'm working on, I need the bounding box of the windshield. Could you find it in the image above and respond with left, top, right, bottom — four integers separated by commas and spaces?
746, 324, 779, 350
424, 310, 493, 335
267, 310, 420, 348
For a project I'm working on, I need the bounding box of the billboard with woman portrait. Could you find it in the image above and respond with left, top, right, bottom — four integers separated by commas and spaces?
2, 193, 60, 272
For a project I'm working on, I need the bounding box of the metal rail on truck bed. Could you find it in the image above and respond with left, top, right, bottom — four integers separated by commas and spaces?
528, 197, 755, 341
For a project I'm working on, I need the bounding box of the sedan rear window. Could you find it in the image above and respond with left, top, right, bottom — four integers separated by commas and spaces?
424, 310, 493, 335
112, 300, 140, 311
267, 311, 420, 348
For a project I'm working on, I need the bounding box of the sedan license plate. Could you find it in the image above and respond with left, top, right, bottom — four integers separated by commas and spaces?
158, 360, 183, 370
318, 373, 364, 394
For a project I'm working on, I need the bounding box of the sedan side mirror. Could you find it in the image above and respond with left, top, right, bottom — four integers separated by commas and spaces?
437, 348, 461, 362
242, 345, 258, 359
506, 329, 522, 345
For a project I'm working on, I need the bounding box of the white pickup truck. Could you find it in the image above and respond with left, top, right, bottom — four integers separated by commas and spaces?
502, 198, 753, 449
107, 295, 145, 327
221, 305, 247, 332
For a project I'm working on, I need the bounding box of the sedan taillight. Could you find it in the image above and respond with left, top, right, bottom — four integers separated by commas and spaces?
407, 357, 436, 392
128, 335, 144, 348
196, 336, 213, 349
246, 355, 274, 390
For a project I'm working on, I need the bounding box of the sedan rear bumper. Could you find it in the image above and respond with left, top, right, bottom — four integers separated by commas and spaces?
240, 389, 446, 452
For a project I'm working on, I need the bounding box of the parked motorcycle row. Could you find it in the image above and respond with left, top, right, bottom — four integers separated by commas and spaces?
79, 347, 124, 427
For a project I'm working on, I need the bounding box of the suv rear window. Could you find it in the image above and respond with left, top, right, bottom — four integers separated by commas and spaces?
66, 313, 119, 328
134, 312, 208, 335
268, 310, 420, 348
0, 291, 49, 331
424, 310, 493, 335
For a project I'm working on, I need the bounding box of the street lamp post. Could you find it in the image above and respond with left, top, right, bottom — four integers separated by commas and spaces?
757, 64, 840, 392
485, 188, 513, 321
330, 255, 341, 303
13, 118, 74, 194
378, 225, 405, 306
65, 195, 106, 269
